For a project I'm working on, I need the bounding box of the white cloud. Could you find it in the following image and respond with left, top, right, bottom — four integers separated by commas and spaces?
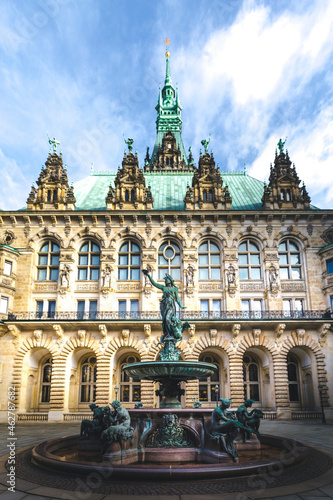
0, 149, 30, 210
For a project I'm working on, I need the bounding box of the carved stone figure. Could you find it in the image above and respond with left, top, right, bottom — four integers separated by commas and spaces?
210, 399, 255, 462
101, 265, 112, 288
60, 264, 71, 287
236, 399, 263, 442
227, 264, 236, 286
269, 265, 279, 290
100, 401, 134, 455
185, 264, 194, 287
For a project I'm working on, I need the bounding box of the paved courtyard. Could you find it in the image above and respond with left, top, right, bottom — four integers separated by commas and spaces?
0, 420, 332, 499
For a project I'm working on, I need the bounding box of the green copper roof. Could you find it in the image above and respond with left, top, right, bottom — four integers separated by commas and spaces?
74, 170, 271, 211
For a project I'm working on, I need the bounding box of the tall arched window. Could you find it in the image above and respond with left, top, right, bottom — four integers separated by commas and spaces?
243, 354, 260, 401
118, 241, 140, 280
198, 240, 221, 280
279, 239, 302, 279
238, 241, 261, 280
80, 355, 97, 403
37, 241, 60, 280
119, 354, 141, 403
198, 353, 220, 403
287, 354, 300, 402
78, 241, 100, 280
158, 240, 181, 280
40, 357, 52, 403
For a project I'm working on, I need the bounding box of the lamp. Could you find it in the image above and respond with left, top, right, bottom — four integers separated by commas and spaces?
215, 384, 219, 407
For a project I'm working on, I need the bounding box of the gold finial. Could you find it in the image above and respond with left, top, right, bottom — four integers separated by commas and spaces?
164, 38, 170, 58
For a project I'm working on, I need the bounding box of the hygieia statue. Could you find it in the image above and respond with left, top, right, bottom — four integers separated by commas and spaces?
142, 269, 190, 361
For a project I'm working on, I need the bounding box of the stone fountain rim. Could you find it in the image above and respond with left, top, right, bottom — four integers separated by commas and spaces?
122, 360, 218, 381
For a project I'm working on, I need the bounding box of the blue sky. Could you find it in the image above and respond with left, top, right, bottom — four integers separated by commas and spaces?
0, 0, 333, 209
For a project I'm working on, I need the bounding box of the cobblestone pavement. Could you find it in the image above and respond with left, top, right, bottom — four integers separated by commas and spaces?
0, 420, 332, 499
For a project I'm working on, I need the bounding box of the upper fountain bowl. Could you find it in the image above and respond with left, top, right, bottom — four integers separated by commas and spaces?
123, 360, 217, 383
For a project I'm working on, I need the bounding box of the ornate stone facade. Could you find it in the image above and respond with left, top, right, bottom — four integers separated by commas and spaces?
0, 52, 332, 423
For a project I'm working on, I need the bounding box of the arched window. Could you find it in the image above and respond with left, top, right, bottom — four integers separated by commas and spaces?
37, 241, 60, 281
198, 353, 220, 403
209, 189, 213, 202
203, 190, 207, 202
198, 240, 221, 280
243, 354, 260, 401
238, 240, 261, 280
80, 355, 97, 403
278, 239, 302, 279
158, 240, 181, 280
40, 357, 52, 403
118, 241, 140, 280
78, 241, 100, 280
287, 354, 300, 402
125, 190, 129, 202
120, 354, 141, 403
130, 189, 135, 202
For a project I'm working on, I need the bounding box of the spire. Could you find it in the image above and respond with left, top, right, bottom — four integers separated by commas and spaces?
165, 57, 172, 87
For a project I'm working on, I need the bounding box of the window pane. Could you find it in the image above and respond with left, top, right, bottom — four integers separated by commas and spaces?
279, 242, 287, 251
119, 255, 128, 265
170, 268, 180, 280
90, 268, 99, 280
289, 383, 300, 402
118, 268, 128, 280
40, 243, 49, 252
295, 300, 303, 312
249, 242, 259, 252
199, 242, 208, 252
158, 269, 166, 280
79, 255, 88, 266
78, 269, 88, 280
77, 301, 85, 313
241, 300, 250, 311
283, 300, 291, 312
130, 268, 140, 280
288, 363, 298, 381
92, 244, 100, 253
252, 300, 262, 311
201, 300, 209, 313
131, 255, 140, 265
199, 385, 208, 401
38, 269, 47, 280
159, 243, 167, 251
165, 247, 174, 258
249, 364, 258, 381
133, 386, 141, 401
91, 255, 100, 265
327, 260, 333, 274
238, 243, 247, 252
211, 268, 221, 280
289, 242, 298, 251
290, 254, 300, 265
280, 268, 289, 280
158, 255, 168, 265
199, 255, 208, 265
210, 255, 220, 265
291, 268, 301, 279
51, 255, 59, 266
89, 301, 97, 312
38, 255, 48, 265
80, 243, 89, 252
120, 243, 129, 252
131, 243, 140, 252
0, 297, 8, 314
41, 385, 50, 403
250, 254, 260, 265
199, 268, 209, 280
249, 384, 260, 401
213, 300, 221, 316
121, 386, 129, 402
210, 243, 219, 252
50, 268, 59, 280
119, 301, 126, 312
171, 243, 180, 251
52, 243, 60, 252
131, 300, 139, 312
239, 268, 249, 280
172, 255, 181, 265
279, 254, 288, 265
238, 254, 248, 265
4, 261, 12, 276
80, 385, 90, 403
251, 268, 261, 280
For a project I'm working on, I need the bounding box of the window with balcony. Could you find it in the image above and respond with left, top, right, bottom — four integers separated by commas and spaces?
158, 240, 181, 281
37, 241, 60, 281
238, 241, 261, 280
241, 299, 263, 318
118, 241, 140, 280
200, 299, 221, 318
198, 240, 221, 280
279, 240, 302, 279
118, 300, 139, 318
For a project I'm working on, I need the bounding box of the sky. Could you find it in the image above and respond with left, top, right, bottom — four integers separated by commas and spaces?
0, 0, 333, 210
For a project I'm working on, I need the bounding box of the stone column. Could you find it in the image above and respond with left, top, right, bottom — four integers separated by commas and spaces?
95, 354, 111, 406
229, 353, 244, 407
273, 353, 291, 419
48, 355, 67, 421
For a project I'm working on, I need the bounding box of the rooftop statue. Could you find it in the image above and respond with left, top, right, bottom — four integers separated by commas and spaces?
47, 134, 60, 154
201, 138, 210, 154
277, 137, 287, 155
142, 269, 190, 360
124, 137, 134, 153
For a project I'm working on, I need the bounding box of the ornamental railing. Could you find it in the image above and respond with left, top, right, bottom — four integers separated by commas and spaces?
4, 310, 332, 321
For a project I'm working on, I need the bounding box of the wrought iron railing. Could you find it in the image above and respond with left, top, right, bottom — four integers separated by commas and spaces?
4, 310, 332, 321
